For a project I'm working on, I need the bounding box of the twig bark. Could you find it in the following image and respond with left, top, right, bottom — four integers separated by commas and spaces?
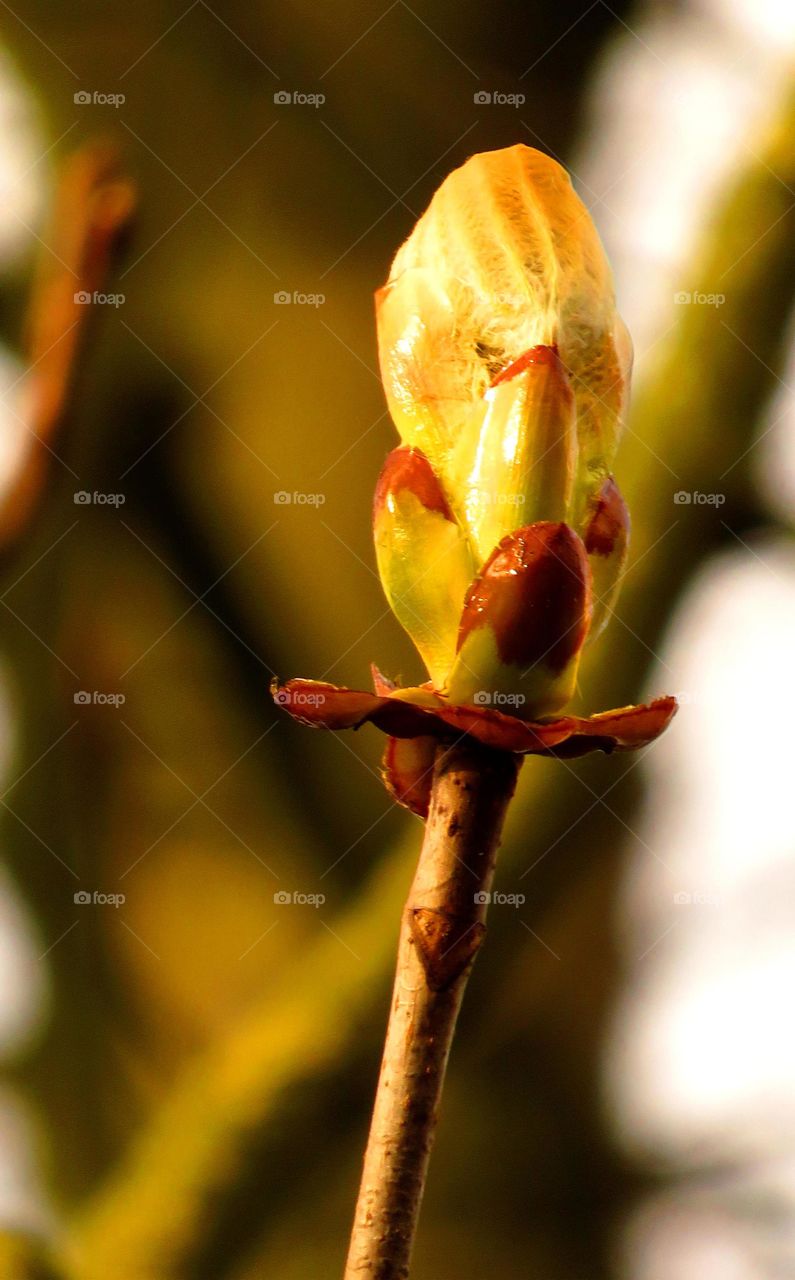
344, 737, 520, 1279
0, 142, 134, 553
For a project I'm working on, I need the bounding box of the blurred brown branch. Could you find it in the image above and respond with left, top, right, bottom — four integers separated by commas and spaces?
0, 142, 134, 552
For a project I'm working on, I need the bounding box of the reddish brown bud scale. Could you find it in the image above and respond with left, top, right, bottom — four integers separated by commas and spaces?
271, 678, 678, 759
381, 734, 436, 818
489, 343, 561, 387
373, 445, 454, 522
457, 522, 591, 673
583, 475, 630, 557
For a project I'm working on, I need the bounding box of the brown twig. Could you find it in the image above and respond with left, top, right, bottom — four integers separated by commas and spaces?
0, 141, 135, 551
344, 738, 520, 1279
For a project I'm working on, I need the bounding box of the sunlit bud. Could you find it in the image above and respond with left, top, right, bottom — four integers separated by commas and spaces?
373, 446, 474, 687
376, 144, 631, 516
372, 144, 632, 707
274, 151, 676, 782
450, 345, 576, 564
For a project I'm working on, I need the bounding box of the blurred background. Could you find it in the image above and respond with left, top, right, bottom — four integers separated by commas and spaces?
0, 1, 793, 1277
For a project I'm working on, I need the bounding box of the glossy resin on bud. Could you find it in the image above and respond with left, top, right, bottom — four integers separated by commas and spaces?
447, 522, 592, 718
451, 345, 576, 565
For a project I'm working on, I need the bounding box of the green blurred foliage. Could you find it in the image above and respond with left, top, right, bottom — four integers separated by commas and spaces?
0, 4, 791, 1279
